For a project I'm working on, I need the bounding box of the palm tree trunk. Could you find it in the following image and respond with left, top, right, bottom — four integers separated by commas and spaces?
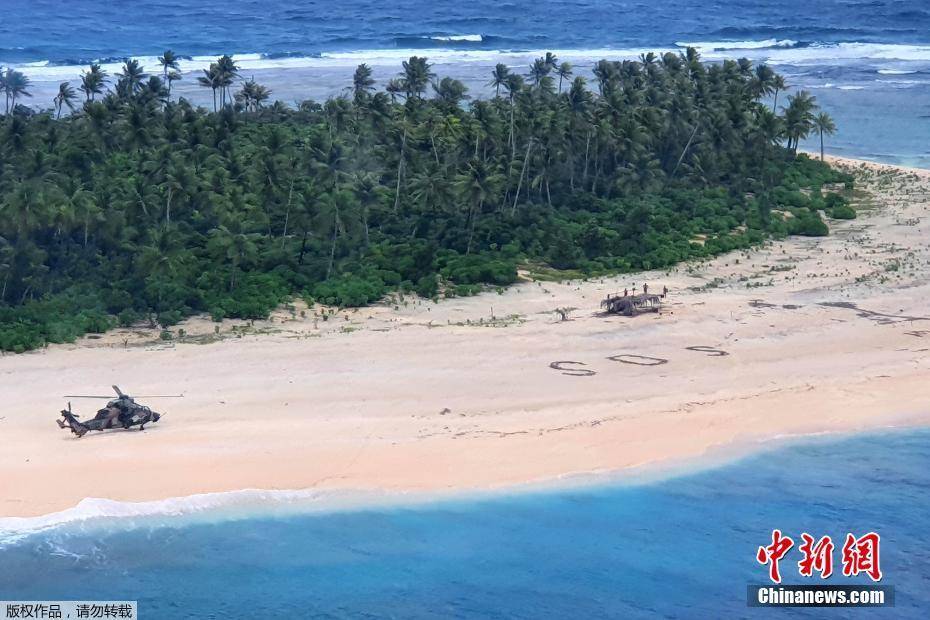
298, 231, 308, 264
281, 180, 294, 249
511, 139, 533, 214
671, 124, 699, 178
582, 132, 591, 185
430, 133, 440, 165
509, 96, 516, 159
363, 206, 370, 246
327, 215, 339, 279
820, 130, 825, 161
393, 128, 407, 212
466, 198, 483, 255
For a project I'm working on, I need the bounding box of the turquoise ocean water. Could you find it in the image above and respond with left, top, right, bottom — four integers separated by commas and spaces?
2, 429, 929, 617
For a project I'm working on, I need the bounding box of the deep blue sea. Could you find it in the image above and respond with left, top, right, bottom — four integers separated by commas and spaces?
2, 0, 930, 166
1, 429, 929, 618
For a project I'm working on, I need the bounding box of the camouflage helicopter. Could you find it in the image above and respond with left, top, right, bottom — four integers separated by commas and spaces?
57, 385, 181, 438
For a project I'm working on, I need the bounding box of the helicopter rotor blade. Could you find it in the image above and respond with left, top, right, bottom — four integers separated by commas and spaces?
63, 395, 115, 399
132, 395, 185, 398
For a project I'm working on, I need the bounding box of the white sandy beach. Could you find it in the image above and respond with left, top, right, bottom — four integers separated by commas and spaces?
2, 155, 929, 519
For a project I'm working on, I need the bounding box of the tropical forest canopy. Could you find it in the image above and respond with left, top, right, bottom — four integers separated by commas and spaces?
0, 49, 851, 352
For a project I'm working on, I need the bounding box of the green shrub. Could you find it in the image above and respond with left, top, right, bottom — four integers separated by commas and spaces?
789, 211, 829, 236
117, 309, 141, 327
312, 274, 386, 307
157, 310, 183, 328
415, 274, 439, 298
831, 204, 857, 220
439, 252, 518, 286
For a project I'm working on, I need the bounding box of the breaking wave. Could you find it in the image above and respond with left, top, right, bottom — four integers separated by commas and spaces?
677, 38, 803, 52
0, 488, 412, 548
9, 40, 930, 82
431, 34, 484, 42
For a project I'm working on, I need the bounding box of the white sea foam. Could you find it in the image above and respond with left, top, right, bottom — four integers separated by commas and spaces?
753, 42, 930, 65
677, 38, 800, 52
11, 41, 930, 84
0, 488, 405, 547
432, 34, 483, 42
807, 82, 867, 90
877, 68, 919, 75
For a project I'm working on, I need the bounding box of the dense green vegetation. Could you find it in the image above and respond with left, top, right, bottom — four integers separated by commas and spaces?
0, 50, 851, 352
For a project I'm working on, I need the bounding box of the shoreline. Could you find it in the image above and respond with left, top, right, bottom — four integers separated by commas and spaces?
3, 154, 930, 519
2, 423, 924, 542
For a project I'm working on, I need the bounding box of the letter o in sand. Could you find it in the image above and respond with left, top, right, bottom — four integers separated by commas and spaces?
685, 345, 729, 357
549, 361, 597, 376
606, 354, 668, 366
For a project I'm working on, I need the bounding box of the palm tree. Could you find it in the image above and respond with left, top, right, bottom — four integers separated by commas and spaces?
159, 50, 181, 97
236, 79, 271, 112
79, 64, 108, 102
207, 221, 260, 291
53, 82, 78, 118
2, 68, 31, 113
503, 73, 524, 156
753, 64, 775, 99
0, 238, 13, 302
542, 52, 559, 74
783, 90, 817, 152
385, 78, 405, 103
592, 59, 614, 96
433, 77, 468, 110
215, 55, 240, 107
528, 57, 549, 88
158, 50, 181, 97
409, 164, 453, 214
251, 81, 272, 110
313, 190, 360, 279
488, 63, 510, 98
351, 63, 375, 103
556, 62, 573, 93
455, 159, 502, 254
813, 111, 836, 161
771, 74, 786, 112
197, 64, 222, 111
116, 59, 147, 97
400, 56, 434, 99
